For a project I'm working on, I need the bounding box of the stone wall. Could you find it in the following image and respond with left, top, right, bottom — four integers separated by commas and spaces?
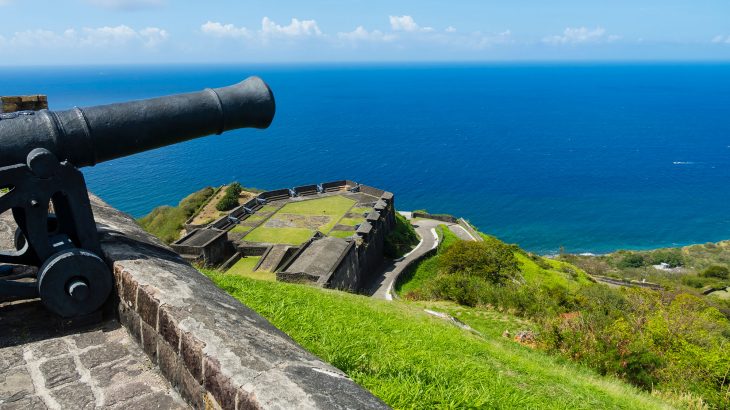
1, 95, 48, 112
90, 195, 387, 409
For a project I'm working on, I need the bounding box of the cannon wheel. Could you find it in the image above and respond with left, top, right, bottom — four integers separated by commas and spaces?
37, 249, 112, 318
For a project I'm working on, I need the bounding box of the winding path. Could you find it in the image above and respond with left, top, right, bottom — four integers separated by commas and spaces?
367, 214, 478, 300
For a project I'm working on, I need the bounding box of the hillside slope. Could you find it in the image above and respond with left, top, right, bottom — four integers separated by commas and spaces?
203, 270, 674, 409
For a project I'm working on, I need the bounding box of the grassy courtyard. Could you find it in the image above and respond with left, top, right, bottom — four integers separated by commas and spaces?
243, 195, 357, 245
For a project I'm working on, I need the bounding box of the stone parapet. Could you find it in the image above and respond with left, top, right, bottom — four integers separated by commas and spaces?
1, 95, 48, 113
90, 195, 388, 410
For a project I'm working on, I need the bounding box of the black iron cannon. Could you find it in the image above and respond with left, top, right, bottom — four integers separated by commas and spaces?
0, 77, 275, 317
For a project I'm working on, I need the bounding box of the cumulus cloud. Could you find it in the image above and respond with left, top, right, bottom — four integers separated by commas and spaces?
542, 27, 619, 45
712, 35, 730, 44
337, 26, 396, 43
0, 25, 168, 49
86, 0, 165, 10
261, 17, 322, 37
201, 21, 251, 39
389, 15, 433, 32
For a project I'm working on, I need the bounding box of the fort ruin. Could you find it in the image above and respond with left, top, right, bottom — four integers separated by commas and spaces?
172, 180, 396, 292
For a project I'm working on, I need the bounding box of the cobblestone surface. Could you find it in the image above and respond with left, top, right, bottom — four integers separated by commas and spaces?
0, 211, 189, 410
0, 314, 188, 409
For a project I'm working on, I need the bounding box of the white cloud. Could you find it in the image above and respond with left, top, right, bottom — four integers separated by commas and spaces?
0, 25, 168, 49
389, 15, 433, 33
261, 17, 322, 37
337, 26, 396, 43
542, 27, 619, 45
712, 35, 730, 44
445, 26, 457, 33
200, 21, 251, 39
86, 0, 165, 10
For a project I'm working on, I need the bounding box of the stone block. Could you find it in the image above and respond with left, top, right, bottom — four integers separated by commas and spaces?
159, 307, 180, 353
140, 321, 159, 364
180, 331, 204, 384
0, 366, 34, 402
49, 382, 95, 410
80, 342, 128, 369
137, 285, 159, 328
203, 356, 237, 410
40, 356, 80, 388
119, 268, 139, 308
118, 302, 141, 343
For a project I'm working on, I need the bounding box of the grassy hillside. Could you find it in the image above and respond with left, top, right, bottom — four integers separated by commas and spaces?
138, 187, 215, 243
203, 270, 674, 409
396, 226, 730, 408
397, 226, 592, 299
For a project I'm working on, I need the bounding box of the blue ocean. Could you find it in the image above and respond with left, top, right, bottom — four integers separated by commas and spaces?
2, 64, 729, 254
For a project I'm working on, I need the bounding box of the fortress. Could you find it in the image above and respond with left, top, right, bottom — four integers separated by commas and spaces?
171, 180, 396, 292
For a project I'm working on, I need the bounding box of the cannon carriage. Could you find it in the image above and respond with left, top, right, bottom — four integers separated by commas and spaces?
0, 77, 275, 317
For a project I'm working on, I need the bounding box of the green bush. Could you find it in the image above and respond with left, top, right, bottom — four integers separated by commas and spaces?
439, 239, 519, 284
138, 187, 215, 243
701, 265, 729, 279
216, 182, 242, 211
649, 249, 684, 267
384, 213, 419, 258
618, 253, 647, 268
681, 275, 707, 288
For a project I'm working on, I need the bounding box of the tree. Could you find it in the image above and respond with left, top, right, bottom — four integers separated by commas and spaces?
439, 239, 518, 284
216, 182, 243, 211
701, 265, 729, 279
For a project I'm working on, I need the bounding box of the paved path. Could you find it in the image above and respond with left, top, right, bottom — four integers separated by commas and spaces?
367, 218, 441, 300
367, 214, 480, 300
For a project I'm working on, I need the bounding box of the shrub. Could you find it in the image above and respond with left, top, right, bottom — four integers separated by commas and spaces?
384, 213, 419, 258
138, 187, 215, 243
649, 249, 684, 267
681, 276, 707, 288
216, 182, 242, 211
618, 253, 647, 268
701, 265, 729, 279
439, 239, 518, 284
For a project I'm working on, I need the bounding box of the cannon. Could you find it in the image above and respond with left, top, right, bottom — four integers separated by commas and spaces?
0, 76, 275, 317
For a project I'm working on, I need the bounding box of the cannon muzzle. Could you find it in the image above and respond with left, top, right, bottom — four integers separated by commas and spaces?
0, 76, 275, 168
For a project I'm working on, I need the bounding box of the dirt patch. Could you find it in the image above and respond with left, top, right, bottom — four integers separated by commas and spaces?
189, 186, 256, 226
265, 214, 331, 230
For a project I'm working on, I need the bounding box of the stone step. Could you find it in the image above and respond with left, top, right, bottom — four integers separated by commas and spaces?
256, 245, 290, 272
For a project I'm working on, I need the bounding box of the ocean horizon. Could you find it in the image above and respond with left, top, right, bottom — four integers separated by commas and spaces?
2, 62, 729, 255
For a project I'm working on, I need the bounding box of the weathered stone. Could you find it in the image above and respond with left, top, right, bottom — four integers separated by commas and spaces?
119, 391, 187, 410
72, 329, 108, 349
119, 268, 138, 308
90, 357, 146, 388
40, 356, 80, 388
0, 367, 34, 402
118, 302, 141, 342
30, 339, 69, 359
141, 320, 159, 364
0, 346, 24, 372
159, 307, 180, 353
0, 395, 48, 410
203, 356, 237, 410
49, 382, 95, 410
137, 285, 159, 328
105, 381, 153, 406
180, 331, 204, 384
79, 342, 128, 369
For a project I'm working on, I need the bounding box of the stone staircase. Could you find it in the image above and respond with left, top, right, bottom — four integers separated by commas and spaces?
256, 245, 290, 272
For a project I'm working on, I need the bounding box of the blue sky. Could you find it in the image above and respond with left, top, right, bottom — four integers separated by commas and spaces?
1, 0, 729, 64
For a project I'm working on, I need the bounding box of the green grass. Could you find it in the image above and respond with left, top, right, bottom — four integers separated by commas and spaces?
396, 226, 460, 295
225, 256, 276, 281
230, 225, 252, 234
243, 213, 268, 223
243, 227, 314, 245
350, 206, 372, 215
397, 227, 592, 297
244, 196, 357, 244
203, 271, 675, 409
329, 230, 355, 239
338, 217, 365, 227
138, 187, 215, 243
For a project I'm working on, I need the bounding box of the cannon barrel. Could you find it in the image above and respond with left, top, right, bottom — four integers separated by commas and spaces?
0, 76, 275, 168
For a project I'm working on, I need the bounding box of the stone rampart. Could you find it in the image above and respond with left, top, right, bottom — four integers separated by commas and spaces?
412, 211, 458, 224
1, 95, 48, 112
90, 195, 387, 409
